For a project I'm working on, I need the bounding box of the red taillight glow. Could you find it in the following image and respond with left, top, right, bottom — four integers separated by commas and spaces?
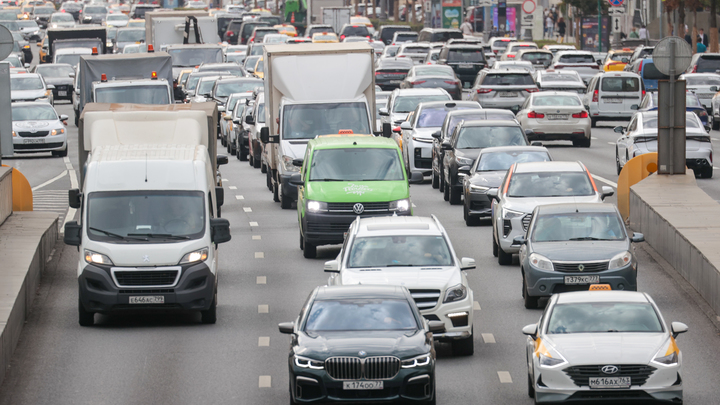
526, 88, 538, 93
527, 111, 545, 118
691, 65, 698, 73
592, 89, 599, 102
572, 111, 589, 118
507, 54, 515, 58
412, 80, 426, 85
340, 35, 345, 40
642, 89, 646, 97
226, 30, 234, 36
444, 80, 459, 85
638, 60, 643, 71
476, 88, 492, 94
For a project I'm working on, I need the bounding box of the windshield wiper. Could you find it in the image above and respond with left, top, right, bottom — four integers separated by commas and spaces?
89, 227, 146, 241
127, 233, 191, 240
569, 236, 602, 241
386, 264, 416, 267
313, 178, 346, 182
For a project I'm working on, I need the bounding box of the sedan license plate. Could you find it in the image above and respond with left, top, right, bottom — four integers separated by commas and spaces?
589, 376, 631, 389
565, 275, 600, 285
604, 98, 622, 103
23, 138, 44, 144
389, 80, 401, 84
500, 91, 518, 97
343, 381, 383, 390
58, 91, 67, 96
129, 296, 165, 304
547, 114, 568, 120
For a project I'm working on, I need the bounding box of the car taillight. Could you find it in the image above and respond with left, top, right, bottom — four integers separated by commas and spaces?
691, 65, 698, 73
340, 34, 345, 40
528, 111, 545, 118
638, 60, 643, 71
526, 88, 538, 93
572, 111, 589, 118
493, 50, 498, 54
592, 89, 598, 102
412, 80, 426, 85
476, 88, 492, 93
642, 89, 645, 97
444, 80, 459, 85
507, 54, 515, 58
226, 30, 233, 36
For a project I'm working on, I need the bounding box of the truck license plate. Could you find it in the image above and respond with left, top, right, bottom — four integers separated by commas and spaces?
589, 376, 631, 389
129, 296, 165, 304
23, 138, 44, 144
564, 275, 600, 285
343, 381, 383, 390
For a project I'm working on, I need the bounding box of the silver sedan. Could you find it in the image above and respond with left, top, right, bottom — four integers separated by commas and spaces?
516, 92, 592, 147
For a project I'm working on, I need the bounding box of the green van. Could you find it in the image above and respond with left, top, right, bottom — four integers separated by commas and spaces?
290, 135, 422, 258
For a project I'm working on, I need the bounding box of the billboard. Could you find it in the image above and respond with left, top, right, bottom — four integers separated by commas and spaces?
442, 0, 462, 29
492, 6, 516, 32
581, 16, 611, 52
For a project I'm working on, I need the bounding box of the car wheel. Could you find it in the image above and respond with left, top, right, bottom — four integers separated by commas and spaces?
431, 169, 439, 189
498, 244, 512, 265
449, 185, 461, 205
261, 162, 267, 174
492, 234, 498, 257
573, 137, 591, 147
249, 154, 254, 166
303, 235, 317, 258
221, 136, 226, 147
590, 118, 597, 128
253, 152, 261, 168
74, 112, 79, 127
714, 114, 720, 130
201, 289, 217, 324
443, 180, 450, 201
464, 203, 478, 226
239, 145, 248, 161
523, 274, 539, 309
266, 169, 273, 191
78, 299, 94, 327
439, 172, 445, 192
273, 180, 280, 202
616, 148, 622, 175
702, 166, 714, 178
280, 188, 292, 209
451, 328, 474, 356
527, 359, 535, 398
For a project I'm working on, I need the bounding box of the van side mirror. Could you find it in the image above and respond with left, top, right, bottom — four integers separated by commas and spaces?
218, 106, 225, 112
512, 235, 526, 246
63, 221, 82, 246
245, 115, 255, 125
400, 121, 412, 130
631, 232, 645, 243
210, 218, 231, 244
409, 172, 424, 184
215, 186, 224, 208
217, 155, 228, 165
68, 188, 82, 209
431, 130, 441, 139
525, 129, 534, 136
460, 257, 475, 270
378, 107, 389, 116
289, 173, 303, 186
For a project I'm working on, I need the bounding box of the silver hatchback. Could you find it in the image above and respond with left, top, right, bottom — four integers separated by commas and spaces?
471, 69, 538, 111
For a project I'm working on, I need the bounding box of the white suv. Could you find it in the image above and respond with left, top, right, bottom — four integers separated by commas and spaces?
325, 215, 476, 356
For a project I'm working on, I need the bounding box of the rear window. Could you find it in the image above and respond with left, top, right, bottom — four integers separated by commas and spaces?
558, 54, 595, 64
532, 95, 582, 106
417, 107, 475, 128
541, 73, 581, 83
609, 52, 632, 62
483, 73, 535, 86
638, 48, 654, 58
642, 62, 666, 80
448, 48, 485, 62
431, 31, 463, 42
492, 39, 512, 50
401, 46, 429, 55
521, 52, 552, 62
601, 77, 640, 92
510, 44, 538, 52
685, 76, 720, 86
643, 113, 701, 129
395, 33, 417, 40
381, 27, 411, 40
341, 25, 370, 37
696, 56, 720, 73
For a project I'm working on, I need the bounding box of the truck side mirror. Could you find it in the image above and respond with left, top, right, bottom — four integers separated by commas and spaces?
292, 158, 303, 167
217, 155, 228, 165
378, 107, 389, 116
215, 186, 224, 208
408, 172, 423, 184
441, 141, 452, 150
260, 126, 269, 143
210, 218, 231, 244
431, 130, 441, 139
68, 188, 82, 209
245, 115, 255, 125
64, 221, 82, 246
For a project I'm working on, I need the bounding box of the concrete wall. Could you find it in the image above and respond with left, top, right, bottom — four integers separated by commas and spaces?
629, 172, 720, 316
0, 167, 11, 226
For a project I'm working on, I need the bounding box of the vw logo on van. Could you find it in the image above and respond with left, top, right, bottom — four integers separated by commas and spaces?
353, 203, 365, 214
601, 365, 619, 374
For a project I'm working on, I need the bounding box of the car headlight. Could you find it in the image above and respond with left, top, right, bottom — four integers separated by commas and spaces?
51, 128, 65, 136
653, 338, 680, 366
401, 353, 432, 368
608, 251, 632, 270
84, 249, 114, 265
535, 339, 567, 368
502, 207, 525, 219
12, 130, 16, 137
529, 253, 554, 271
281, 155, 300, 172
389, 198, 410, 213
294, 355, 324, 369
179, 247, 209, 264
443, 283, 467, 303
469, 184, 490, 193
306, 200, 327, 213
456, 156, 473, 165
44, 89, 52, 97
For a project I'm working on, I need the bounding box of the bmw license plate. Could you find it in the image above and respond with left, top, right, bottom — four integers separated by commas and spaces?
589, 376, 631, 389
58, 91, 67, 96
500, 91, 518, 97
343, 381, 383, 390
23, 138, 44, 144
564, 275, 600, 285
547, 114, 568, 120
129, 296, 164, 304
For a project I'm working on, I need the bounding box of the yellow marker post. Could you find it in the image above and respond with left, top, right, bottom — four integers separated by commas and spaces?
617, 153, 658, 221
1, 165, 33, 211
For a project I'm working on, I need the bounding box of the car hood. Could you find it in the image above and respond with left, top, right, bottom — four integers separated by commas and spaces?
530, 241, 629, 261
504, 194, 601, 214
467, 170, 506, 187
43, 77, 74, 86
296, 329, 429, 360
391, 112, 409, 124
305, 181, 409, 203
13, 119, 61, 130
11, 89, 47, 99
455, 149, 482, 161
544, 333, 668, 365
339, 266, 461, 290
411, 127, 439, 140
280, 139, 309, 159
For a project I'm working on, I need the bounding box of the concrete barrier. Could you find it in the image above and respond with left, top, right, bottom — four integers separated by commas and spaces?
629, 171, 720, 316
0, 167, 11, 226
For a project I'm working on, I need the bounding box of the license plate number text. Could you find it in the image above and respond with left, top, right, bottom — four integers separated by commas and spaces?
564, 275, 600, 285
129, 296, 165, 304
589, 376, 631, 389
343, 381, 383, 390
548, 114, 568, 120
23, 139, 44, 144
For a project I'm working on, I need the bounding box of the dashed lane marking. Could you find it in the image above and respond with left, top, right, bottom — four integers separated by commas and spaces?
222, 178, 228, 182
258, 304, 269, 313
591, 136, 597, 140
607, 142, 615, 145
229, 186, 237, 190
236, 195, 244, 200
258, 337, 270, 347
252, 235, 262, 240
591, 174, 617, 188
249, 221, 259, 227
412, 203, 417, 208
482, 333, 496, 344
259, 376, 271, 388
497, 371, 513, 383
473, 301, 481, 311
256, 276, 266, 284
243, 207, 253, 212
255, 252, 264, 259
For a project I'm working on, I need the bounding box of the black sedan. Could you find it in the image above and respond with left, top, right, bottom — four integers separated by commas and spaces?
34, 63, 75, 102
399, 65, 462, 100
462, 146, 551, 225
375, 57, 414, 91
279, 285, 443, 405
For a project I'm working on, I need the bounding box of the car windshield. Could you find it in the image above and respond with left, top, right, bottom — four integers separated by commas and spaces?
37, 65, 75, 78
309, 148, 404, 181
532, 95, 581, 106
558, 54, 595, 63
17, 20, 38, 28
51, 14, 74, 22
547, 303, 663, 334
215, 80, 261, 97
84, 6, 106, 13
609, 52, 632, 61
226, 53, 245, 63
417, 107, 474, 128
650, 93, 702, 108
348, 235, 453, 267
393, 95, 449, 113
532, 212, 626, 242
507, 171, 594, 197
601, 77, 640, 92
11, 77, 43, 90
169, 48, 223, 67
448, 48, 484, 62
456, 126, 527, 149
483, 73, 534, 86
475, 151, 550, 172
0, 21, 19, 31
521, 52, 552, 61
414, 66, 454, 77
284, 102, 370, 139
87, 191, 205, 242
542, 74, 582, 83
55, 54, 83, 68
12, 105, 56, 121
686, 76, 720, 86
3, 56, 22, 68
305, 299, 417, 332
197, 79, 219, 95
95, 85, 169, 104
34, 7, 53, 14
117, 29, 144, 42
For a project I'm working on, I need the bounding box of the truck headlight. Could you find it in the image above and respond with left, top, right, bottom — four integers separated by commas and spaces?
51, 128, 65, 136
608, 251, 632, 270
401, 353, 432, 368
281, 155, 300, 172
84, 249, 114, 265
443, 283, 467, 303
307, 200, 327, 213
529, 253, 554, 271
389, 198, 410, 213
179, 247, 209, 264
294, 355, 324, 369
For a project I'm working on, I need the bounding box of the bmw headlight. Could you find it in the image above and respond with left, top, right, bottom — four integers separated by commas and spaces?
529, 253, 554, 271
608, 251, 632, 270
652, 338, 680, 366
306, 200, 327, 213
401, 353, 432, 368
84, 249, 114, 265
456, 156, 473, 165
389, 198, 410, 213
536, 340, 567, 368
179, 247, 209, 264
469, 184, 490, 193
443, 283, 467, 303
281, 155, 300, 172
294, 355, 324, 369
51, 128, 65, 136
502, 208, 525, 219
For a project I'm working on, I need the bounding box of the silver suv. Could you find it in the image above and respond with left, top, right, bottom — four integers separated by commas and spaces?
471, 68, 538, 112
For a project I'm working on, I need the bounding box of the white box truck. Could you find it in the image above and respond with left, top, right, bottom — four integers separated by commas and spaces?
260, 43, 384, 208
144, 10, 220, 49
63, 109, 231, 326
307, 0, 345, 25
321, 6, 351, 34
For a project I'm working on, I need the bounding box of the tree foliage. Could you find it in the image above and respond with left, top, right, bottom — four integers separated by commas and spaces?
563, 0, 608, 17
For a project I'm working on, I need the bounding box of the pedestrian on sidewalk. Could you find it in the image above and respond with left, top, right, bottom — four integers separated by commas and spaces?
557, 17, 566, 43
629, 26, 639, 38
638, 24, 647, 39
545, 14, 554, 39
460, 17, 473, 35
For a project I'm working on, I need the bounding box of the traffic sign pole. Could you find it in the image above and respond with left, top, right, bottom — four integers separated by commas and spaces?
598, 0, 602, 53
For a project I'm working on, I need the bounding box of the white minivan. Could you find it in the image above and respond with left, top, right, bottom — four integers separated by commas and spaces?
583, 71, 643, 127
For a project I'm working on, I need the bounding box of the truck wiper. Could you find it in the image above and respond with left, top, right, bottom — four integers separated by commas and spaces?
89, 227, 146, 241
127, 233, 190, 240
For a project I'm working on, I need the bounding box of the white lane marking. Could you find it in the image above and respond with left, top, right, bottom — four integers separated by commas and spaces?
258, 376, 271, 388
607, 142, 615, 145
236, 195, 244, 200
473, 301, 481, 311
497, 371, 513, 383
412, 203, 417, 208
222, 178, 228, 182
61, 157, 79, 234
32, 170, 67, 191
714, 167, 719, 170
713, 137, 718, 141
258, 304, 269, 313
591, 136, 598, 140
482, 333, 496, 344
256, 276, 266, 284
255, 252, 264, 259
591, 174, 617, 188
228, 186, 237, 190
243, 207, 253, 212
249, 221, 259, 227
258, 337, 270, 347
252, 235, 262, 240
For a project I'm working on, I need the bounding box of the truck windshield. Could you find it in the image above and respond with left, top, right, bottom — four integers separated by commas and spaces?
169, 48, 223, 67
95, 85, 170, 104
283, 102, 371, 139
55, 54, 83, 68
117, 29, 145, 42
87, 191, 205, 242
309, 148, 404, 181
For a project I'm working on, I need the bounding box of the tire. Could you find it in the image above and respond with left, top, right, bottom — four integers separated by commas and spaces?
573, 137, 591, 147
261, 162, 267, 174
201, 290, 217, 324
590, 118, 597, 128
616, 149, 622, 175
266, 169, 272, 191
443, 180, 450, 201
451, 330, 474, 356
302, 235, 317, 258
74, 112, 79, 127
280, 188, 292, 209
498, 243, 513, 265
273, 180, 280, 202
253, 152, 261, 168
701, 166, 714, 178
249, 154, 254, 166
527, 364, 535, 398
431, 169, 439, 189
78, 299, 94, 326
523, 274, 539, 309
464, 204, 478, 226
714, 114, 720, 130
239, 146, 248, 161
492, 234, 498, 257
221, 136, 226, 147
439, 171, 445, 192
235, 142, 242, 160
449, 185, 461, 205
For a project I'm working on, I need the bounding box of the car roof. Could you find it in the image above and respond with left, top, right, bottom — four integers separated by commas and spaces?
555, 290, 650, 304
486, 68, 532, 74
514, 160, 583, 173
418, 100, 479, 110
556, 50, 592, 56
314, 285, 408, 300
479, 145, 549, 155
531, 91, 582, 97
536, 202, 617, 215
310, 134, 398, 149
11, 101, 54, 107
392, 87, 449, 95
460, 119, 521, 128
355, 215, 442, 236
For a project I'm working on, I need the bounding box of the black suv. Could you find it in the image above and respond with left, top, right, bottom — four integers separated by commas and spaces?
338, 23, 371, 41
438, 44, 487, 86
377, 24, 412, 45
59, 1, 82, 21
32, 5, 54, 28
228, 21, 270, 45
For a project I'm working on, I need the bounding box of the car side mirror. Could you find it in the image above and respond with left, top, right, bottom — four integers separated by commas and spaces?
512, 235, 526, 246
631, 232, 645, 243
596, 59, 602, 65
289, 173, 303, 186
522, 323, 538, 339
458, 165, 471, 175
217, 155, 228, 165
68, 188, 82, 209
671, 322, 688, 338
210, 218, 231, 244
292, 158, 303, 167
601, 186, 614, 200
24, 63, 30, 69
278, 322, 295, 334
69, 72, 75, 78
400, 121, 412, 130
530, 141, 542, 146
486, 188, 498, 201
215, 186, 224, 208
460, 257, 475, 270
431, 130, 441, 139
47, 84, 55, 90
378, 107, 389, 116
712, 86, 719, 92
218, 106, 225, 112
245, 115, 255, 125
631, 104, 639, 110
246, 67, 254, 73
525, 129, 533, 136
613, 125, 625, 133
428, 320, 445, 333
392, 126, 402, 133
324, 260, 340, 272
441, 141, 452, 150
224, 115, 233, 121
63, 221, 82, 246
408, 171, 423, 184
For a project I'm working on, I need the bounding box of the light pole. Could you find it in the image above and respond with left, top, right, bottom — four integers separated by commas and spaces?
598, 0, 602, 52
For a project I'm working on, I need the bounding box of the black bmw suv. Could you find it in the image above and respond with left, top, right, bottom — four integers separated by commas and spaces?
437, 44, 487, 87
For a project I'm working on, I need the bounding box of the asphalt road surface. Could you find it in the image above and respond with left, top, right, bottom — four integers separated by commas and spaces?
2, 99, 720, 404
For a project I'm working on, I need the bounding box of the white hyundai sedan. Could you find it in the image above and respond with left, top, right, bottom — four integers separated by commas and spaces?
523, 290, 687, 404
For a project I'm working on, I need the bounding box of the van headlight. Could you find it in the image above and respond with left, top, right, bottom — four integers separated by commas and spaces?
529, 253, 554, 271
307, 200, 327, 213
84, 249, 114, 265
389, 198, 410, 213
608, 251, 632, 270
179, 247, 209, 264
281, 155, 300, 172
443, 283, 467, 303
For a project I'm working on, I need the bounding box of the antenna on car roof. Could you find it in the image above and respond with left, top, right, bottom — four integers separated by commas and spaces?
145, 153, 148, 183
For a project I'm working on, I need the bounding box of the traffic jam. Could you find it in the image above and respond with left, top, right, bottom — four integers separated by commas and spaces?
5, 1, 717, 404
